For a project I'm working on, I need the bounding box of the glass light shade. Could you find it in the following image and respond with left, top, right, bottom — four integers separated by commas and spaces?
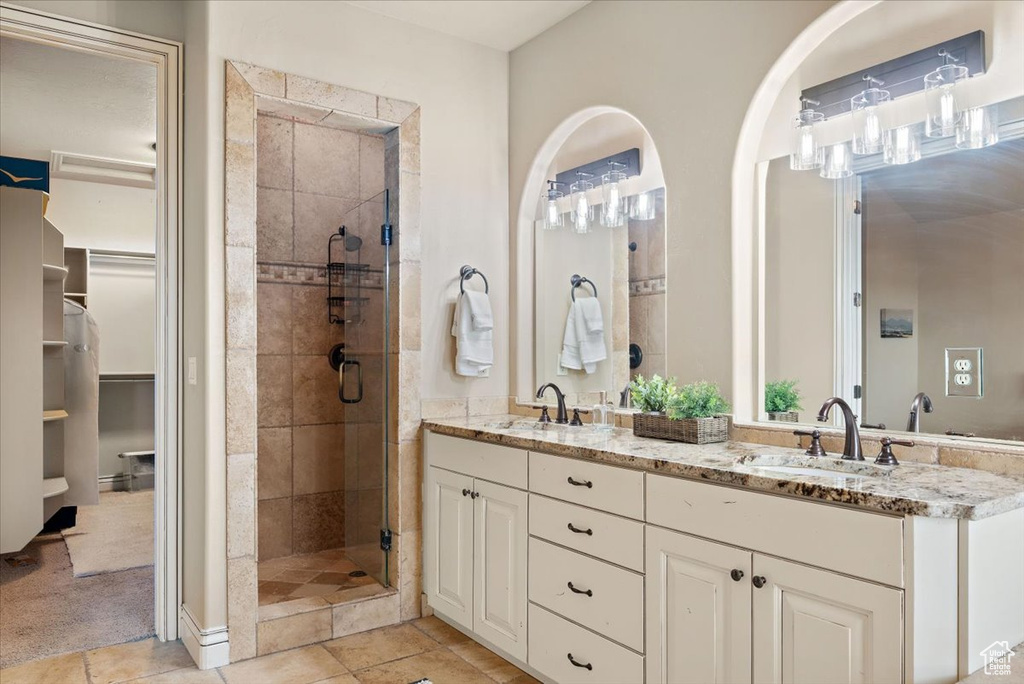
601, 170, 627, 227
542, 188, 564, 230
883, 124, 921, 165
789, 109, 825, 170
820, 142, 853, 179
851, 88, 890, 155
956, 106, 999, 149
924, 64, 969, 138
629, 191, 656, 220
569, 180, 594, 234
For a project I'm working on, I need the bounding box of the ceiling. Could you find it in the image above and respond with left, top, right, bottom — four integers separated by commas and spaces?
0, 36, 157, 165
343, 0, 590, 51
866, 138, 1024, 223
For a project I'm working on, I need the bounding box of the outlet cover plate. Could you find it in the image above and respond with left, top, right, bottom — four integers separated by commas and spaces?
945, 347, 983, 397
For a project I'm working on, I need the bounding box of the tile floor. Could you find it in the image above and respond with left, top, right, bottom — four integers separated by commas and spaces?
258, 549, 382, 606
0, 617, 541, 684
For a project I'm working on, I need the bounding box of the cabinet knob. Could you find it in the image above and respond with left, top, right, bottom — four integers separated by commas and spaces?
567, 522, 593, 536
470, 491, 480, 499
567, 581, 593, 597
730, 569, 744, 582
567, 653, 593, 671
461, 488, 471, 497
752, 575, 767, 589
567, 476, 593, 488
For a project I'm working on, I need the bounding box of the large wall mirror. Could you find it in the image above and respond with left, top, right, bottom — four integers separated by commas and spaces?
529, 112, 667, 405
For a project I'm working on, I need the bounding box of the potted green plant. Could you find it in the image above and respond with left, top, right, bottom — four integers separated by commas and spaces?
765, 379, 802, 422
665, 381, 731, 444
629, 374, 677, 414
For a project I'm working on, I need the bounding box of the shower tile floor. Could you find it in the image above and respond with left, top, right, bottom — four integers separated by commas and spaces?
257, 548, 386, 606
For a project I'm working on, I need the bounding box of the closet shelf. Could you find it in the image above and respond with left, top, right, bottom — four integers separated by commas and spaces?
43, 477, 69, 499
43, 264, 69, 281
43, 409, 68, 422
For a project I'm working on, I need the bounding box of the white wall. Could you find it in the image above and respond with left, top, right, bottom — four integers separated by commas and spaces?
510, 0, 836, 400
44, 179, 155, 252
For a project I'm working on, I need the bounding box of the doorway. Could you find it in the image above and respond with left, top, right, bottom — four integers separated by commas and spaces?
0, 2, 182, 665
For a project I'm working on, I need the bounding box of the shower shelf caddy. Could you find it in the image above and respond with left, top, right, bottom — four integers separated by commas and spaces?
327, 227, 370, 324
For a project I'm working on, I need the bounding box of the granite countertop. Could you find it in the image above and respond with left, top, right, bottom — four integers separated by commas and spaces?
423, 415, 1024, 520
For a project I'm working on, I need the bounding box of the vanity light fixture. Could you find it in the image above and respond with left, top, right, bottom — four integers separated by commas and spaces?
569, 171, 595, 234
629, 190, 656, 220
851, 76, 891, 155
820, 142, 853, 179
789, 98, 825, 170
601, 160, 628, 227
542, 180, 565, 230
956, 105, 999, 149
924, 50, 969, 138
884, 124, 922, 165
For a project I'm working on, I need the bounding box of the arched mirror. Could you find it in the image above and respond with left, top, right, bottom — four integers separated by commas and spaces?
524, 111, 666, 407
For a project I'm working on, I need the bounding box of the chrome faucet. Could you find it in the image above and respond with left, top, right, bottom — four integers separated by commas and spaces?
906, 392, 933, 433
536, 383, 569, 424
817, 397, 863, 461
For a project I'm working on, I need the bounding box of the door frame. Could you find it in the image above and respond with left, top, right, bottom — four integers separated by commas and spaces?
0, 3, 183, 641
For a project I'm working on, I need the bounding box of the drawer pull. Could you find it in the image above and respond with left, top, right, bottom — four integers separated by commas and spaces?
567, 476, 593, 488
730, 569, 744, 582
752, 575, 767, 588
567, 581, 593, 597
567, 522, 593, 536
567, 653, 593, 670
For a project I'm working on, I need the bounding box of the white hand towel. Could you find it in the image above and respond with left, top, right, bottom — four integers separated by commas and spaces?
577, 296, 604, 334
463, 290, 493, 331
575, 299, 606, 373
561, 305, 584, 371
452, 293, 493, 376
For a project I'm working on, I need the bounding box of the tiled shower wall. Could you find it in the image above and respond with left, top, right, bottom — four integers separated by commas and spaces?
255, 112, 386, 562
628, 188, 667, 380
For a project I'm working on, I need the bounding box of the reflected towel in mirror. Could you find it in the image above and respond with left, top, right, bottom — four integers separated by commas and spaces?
561, 299, 606, 374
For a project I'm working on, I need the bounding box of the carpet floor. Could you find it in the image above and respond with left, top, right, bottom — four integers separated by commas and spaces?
62, 490, 154, 577
0, 508, 155, 668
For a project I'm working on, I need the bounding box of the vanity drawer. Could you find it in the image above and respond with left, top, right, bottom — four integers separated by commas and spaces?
528, 537, 644, 651
647, 474, 904, 587
425, 431, 527, 489
528, 603, 643, 684
529, 494, 644, 572
529, 451, 644, 519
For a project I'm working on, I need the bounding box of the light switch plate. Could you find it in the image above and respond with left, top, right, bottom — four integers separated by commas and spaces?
946, 348, 982, 397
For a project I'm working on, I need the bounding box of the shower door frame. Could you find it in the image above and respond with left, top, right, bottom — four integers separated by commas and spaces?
0, 3, 184, 642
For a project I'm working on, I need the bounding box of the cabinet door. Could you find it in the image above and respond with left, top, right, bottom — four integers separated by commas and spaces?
646, 526, 753, 684
424, 466, 475, 631
752, 554, 902, 684
474, 479, 528, 661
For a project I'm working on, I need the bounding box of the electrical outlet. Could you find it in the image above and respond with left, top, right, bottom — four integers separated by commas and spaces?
556, 353, 568, 376
946, 348, 982, 397
188, 356, 197, 385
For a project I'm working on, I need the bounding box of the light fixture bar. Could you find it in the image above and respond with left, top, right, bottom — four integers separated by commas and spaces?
554, 148, 641, 190
799, 30, 985, 120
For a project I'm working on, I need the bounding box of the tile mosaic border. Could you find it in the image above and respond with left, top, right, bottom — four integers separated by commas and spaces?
225, 61, 422, 662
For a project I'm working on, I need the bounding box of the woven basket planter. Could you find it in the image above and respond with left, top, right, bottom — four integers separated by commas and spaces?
767, 411, 799, 423
632, 412, 729, 444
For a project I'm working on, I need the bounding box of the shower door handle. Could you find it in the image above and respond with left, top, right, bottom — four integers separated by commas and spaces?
339, 358, 363, 404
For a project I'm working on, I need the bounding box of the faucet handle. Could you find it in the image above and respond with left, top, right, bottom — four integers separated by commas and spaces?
794, 429, 826, 457
536, 405, 552, 423
569, 407, 588, 426
875, 437, 914, 466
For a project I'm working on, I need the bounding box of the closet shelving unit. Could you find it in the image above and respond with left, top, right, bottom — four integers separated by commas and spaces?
42, 218, 69, 515
64, 247, 88, 308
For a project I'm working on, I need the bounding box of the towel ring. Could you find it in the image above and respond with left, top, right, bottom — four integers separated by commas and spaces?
570, 274, 597, 301
460, 265, 488, 294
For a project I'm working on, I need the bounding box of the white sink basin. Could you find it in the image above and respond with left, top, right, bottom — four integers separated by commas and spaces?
738, 454, 893, 479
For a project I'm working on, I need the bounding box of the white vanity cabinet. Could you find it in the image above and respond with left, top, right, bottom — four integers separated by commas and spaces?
424, 428, 1024, 684
423, 433, 529, 661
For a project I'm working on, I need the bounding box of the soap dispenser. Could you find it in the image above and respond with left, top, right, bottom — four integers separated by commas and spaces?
592, 391, 615, 432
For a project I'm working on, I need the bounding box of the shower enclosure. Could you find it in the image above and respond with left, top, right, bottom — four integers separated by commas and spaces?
254, 112, 392, 607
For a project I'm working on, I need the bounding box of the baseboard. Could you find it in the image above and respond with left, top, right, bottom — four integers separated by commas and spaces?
180, 604, 229, 670
98, 474, 128, 492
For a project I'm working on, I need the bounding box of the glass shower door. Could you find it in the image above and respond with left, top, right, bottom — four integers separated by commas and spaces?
339, 189, 390, 588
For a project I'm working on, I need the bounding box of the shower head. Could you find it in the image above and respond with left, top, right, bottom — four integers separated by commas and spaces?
345, 235, 362, 252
